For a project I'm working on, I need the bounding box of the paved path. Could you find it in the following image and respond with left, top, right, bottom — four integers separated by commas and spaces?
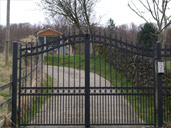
30, 66, 145, 128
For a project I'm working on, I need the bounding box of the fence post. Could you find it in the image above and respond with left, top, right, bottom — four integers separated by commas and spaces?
156, 41, 163, 127
12, 42, 18, 127
85, 33, 90, 127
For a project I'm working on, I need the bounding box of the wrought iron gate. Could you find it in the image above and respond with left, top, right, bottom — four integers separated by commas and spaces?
12, 29, 160, 127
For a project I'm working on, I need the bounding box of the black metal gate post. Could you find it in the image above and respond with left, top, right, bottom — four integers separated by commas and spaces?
85, 34, 90, 127
156, 41, 163, 127
12, 42, 18, 127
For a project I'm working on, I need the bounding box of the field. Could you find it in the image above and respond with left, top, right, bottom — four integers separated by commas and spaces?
0, 53, 12, 119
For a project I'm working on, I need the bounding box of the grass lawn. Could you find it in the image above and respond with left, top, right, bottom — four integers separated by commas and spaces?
45, 54, 156, 124
165, 61, 171, 70
0, 54, 12, 85
0, 53, 12, 120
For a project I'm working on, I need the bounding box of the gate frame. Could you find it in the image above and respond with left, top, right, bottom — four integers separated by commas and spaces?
156, 41, 163, 127
11, 34, 166, 127
12, 42, 18, 127
85, 34, 90, 127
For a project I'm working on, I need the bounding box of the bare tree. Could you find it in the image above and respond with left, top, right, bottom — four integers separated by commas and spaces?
129, 23, 138, 43
40, 0, 97, 32
40, 0, 98, 54
0, 23, 42, 54
166, 26, 171, 41
128, 0, 171, 44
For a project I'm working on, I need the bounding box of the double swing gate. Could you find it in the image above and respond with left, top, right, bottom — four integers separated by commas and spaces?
11, 29, 170, 127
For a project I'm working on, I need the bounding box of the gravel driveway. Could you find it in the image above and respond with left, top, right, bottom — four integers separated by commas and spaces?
30, 66, 146, 128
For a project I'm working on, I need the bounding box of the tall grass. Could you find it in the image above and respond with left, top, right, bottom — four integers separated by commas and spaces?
0, 54, 12, 119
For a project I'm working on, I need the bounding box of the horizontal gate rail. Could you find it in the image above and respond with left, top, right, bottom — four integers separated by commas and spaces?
19, 86, 154, 89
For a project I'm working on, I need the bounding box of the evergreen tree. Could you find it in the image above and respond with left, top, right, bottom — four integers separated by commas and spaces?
107, 18, 117, 31
137, 23, 158, 47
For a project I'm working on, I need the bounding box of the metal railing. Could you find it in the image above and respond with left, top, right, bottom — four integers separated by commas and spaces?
10, 29, 171, 127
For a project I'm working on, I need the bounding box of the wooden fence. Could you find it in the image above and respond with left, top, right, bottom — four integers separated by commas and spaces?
0, 58, 42, 127
0, 79, 12, 127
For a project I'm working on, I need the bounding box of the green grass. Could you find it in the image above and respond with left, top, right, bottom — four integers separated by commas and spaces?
0, 54, 12, 120
22, 75, 53, 124
0, 54, 12, 86
45, 54, 132, 86
165, 61, 171, 70
45, 55, 156, 124
0, 91, 9, 101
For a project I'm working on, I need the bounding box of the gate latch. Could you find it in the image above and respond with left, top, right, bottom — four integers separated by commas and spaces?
157, 62, 164, 74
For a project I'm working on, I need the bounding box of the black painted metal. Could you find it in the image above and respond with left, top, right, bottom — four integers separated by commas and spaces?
156, 42, 163, 127
161, 41, 171, 125
85, 34, 90, 127
12, 29, 171, 127
12, 42, 18, 127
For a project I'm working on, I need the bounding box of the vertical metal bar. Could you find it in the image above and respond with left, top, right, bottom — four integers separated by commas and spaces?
104, 30, 107, 124
36, 42, 38, 124
18, 44, 22, 126
169, 42, 171, 122
146, 56, 149, 123
41, 42, 43, 124
119, 38, 122, 124
109, 32, 112, 124
30, 43, 33, 124
164, 41, 167, 123
152, 48, 156, 126
92, 33, 94, 124
99, 29, 102, 123
46, 42, 49, 124
24, 44, 28, 123
79, 29, 81, 124
63, 32, 65, 124
110, 47, 112, 124
93, 29, 97, 123
115, 34, 118, 124
52, 47, 54, 124
85, 33, 90, 127
141, 48, 144, 124
125, 41, 128, 124
68, 29, 71, 123
130, 41, 134, 123
156, 41, 163, 127
12, 42, 18, 127
73, 28, 76, 124
58, 39, 60, 124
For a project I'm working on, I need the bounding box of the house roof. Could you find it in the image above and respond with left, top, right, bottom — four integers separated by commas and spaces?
37, 28, 63, 37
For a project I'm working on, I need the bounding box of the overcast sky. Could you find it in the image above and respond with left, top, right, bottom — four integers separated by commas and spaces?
0, 0, 152, 27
